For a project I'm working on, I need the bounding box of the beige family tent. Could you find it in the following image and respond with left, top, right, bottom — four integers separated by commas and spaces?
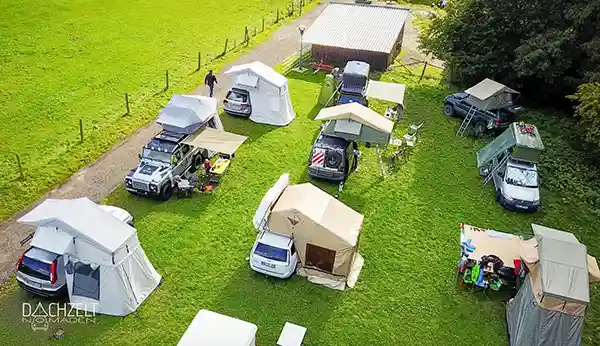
464, 78, 519, 111
18, 198, 161, 316
316, 102, 394, 145
507, 224, 600, 346
255, 174, 365, 290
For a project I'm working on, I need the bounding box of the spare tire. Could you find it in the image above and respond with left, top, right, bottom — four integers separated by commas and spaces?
325, 151, 342, 168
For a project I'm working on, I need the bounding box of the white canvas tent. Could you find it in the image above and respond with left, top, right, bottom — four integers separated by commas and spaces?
224, 61, 296, 126
18, 198, 161, 316
157, 94, 223, 134
464, 78, 519, 111
177, 310, 257, 346
254, 174, 365, 290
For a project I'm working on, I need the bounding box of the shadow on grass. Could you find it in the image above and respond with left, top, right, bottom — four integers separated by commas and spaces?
285, 70, 326, 85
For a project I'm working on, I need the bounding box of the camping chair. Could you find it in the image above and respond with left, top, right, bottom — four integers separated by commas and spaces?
174, 174, 198, 198
408, 120, 424, 136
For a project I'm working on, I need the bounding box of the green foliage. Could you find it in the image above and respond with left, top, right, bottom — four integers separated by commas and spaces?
568, 83, 600, 148
419, 0, 600, 105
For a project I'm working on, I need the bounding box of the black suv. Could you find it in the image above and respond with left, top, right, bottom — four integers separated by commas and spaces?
308, 131, 358, 182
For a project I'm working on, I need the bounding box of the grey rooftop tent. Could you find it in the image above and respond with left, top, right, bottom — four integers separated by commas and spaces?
315, 103, 394, 145
507, 224, 600, 346
477, 122, 544, 168
157, 95, 220, 134
464, 78, 519, 110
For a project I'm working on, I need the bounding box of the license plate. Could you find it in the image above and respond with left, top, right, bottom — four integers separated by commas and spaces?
261, 261, 275, 269
228, 104, 241, 111
25, 278, 42, 288
516, 205, 528, 209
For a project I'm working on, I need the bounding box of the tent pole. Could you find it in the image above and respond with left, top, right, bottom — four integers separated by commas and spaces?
376, 144, 386, 177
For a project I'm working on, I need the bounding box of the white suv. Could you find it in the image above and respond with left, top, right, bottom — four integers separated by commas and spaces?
250, 230, 298, 279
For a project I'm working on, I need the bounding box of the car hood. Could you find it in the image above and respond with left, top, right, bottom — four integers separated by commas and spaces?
502, 183, 540, 202
131, 162, 169, 183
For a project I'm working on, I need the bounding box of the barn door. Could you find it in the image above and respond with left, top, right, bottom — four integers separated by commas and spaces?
305, 243, 336, 273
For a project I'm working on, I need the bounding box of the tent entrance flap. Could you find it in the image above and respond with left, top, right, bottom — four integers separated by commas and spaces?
183, 127, 248, 155
364, 81, 406, 106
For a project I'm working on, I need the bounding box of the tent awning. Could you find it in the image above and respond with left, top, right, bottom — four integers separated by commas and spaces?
183, 127, 247, 155
316, 103, 393, 134
365, 81, 406, 106
464, 78, 519, 101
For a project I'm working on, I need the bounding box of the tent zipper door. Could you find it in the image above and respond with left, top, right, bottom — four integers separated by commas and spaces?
456, 105, 477, 137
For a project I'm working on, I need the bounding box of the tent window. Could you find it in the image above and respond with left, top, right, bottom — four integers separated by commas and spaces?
72, 262, 100, 300
305, 243, 336, 273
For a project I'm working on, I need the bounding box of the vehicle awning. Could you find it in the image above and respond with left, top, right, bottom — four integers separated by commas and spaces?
365, 81, 406, 106
183, 127, 247, 155
30, 226, 73, 255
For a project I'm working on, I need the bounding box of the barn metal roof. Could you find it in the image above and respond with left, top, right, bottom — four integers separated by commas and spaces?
303, 3, 409, 54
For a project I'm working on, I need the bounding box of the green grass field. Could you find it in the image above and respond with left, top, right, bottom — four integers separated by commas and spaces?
0, 0, 309, 219
0, 63, 598, 345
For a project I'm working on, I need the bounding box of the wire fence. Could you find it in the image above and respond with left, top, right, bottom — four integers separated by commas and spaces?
2, 0, 316, 182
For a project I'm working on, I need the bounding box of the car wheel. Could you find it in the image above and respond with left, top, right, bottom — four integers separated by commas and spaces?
191, 154, 203, 172
159, 183, 172, 201
325, 151, 342, 168
443, 104, 455, 117
472, 122, 486, 138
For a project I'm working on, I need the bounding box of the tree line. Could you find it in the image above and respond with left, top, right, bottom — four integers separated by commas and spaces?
419, 0, 600, 147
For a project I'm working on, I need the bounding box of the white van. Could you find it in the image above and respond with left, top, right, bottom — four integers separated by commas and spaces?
250, 230, 298, 279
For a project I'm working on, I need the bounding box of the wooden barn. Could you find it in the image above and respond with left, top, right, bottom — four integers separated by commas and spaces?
303, 2, 409, 71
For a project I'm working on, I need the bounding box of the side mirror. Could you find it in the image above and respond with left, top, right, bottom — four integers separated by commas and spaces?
138, 153, 141, 159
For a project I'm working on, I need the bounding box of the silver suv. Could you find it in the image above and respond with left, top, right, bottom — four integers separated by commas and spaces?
125, 130, 206, 200
485, 152, 540, 212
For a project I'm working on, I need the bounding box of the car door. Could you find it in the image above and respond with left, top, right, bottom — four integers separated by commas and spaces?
171, 148, 184, 176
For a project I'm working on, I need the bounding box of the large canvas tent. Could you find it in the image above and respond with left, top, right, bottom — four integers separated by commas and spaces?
315, 102, 393, 145
303, 3, 409, 71
224, 61, 295, 126
477, 122, 544, 168
507, 224, 600, 346
254, 174, 365, 290
18, 198, 161, 316
464, 78, 519, 111
157, 94, 223, 134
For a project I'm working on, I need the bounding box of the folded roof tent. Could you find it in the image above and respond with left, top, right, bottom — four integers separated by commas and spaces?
254, 174, 365, 290
507, 224, 600, 346
315, 102, 394, 145
464, 78, 520, 111
224, 61, 296, 126
157, 94, 223, 134
18, 198, 161, 316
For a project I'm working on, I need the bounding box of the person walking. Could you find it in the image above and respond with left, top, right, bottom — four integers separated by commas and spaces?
204, 70, 218, 97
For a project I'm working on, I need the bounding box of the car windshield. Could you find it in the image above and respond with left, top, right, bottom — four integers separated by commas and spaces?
227, 90, 248, 103
19, 256, 51, 281
142, 148, 171, 163
505, 165, 538, 188
254, 242, 288, 262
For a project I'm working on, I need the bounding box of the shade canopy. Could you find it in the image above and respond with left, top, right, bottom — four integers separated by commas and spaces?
157, 95, 218, 134
177, 310, 257, 346
183, 127, 247, 155
19, 198, 136, 253
365, 81, 406, 106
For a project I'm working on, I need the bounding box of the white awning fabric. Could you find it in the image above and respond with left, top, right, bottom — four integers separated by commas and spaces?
183, 127, 247, 155
365, 81, 406, 106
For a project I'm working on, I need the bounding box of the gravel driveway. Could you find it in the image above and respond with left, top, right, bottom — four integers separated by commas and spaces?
0, 4, 436, 284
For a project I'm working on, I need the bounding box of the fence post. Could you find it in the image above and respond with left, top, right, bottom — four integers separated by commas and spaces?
197, 52, 202, 71
276, 9, 280, 23
290, 0, 294, 15
223, 39, 228, 55
125, 93, 130, 115
299, 0, 302, 15
79, 119, 84, 143
165, 69, 169, 90
244, 26, 249, 44
262, 17, 265, 32
14, 153, 24, 179
254, 27, 257, 37
234, 39, 236, 48
418, 61, 428, 84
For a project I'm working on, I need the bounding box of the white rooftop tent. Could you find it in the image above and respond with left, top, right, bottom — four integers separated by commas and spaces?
157, 94, 222, 134
177, 310, 258, 346
224, 61, 296, 126
254, 174, 365, 290
18, 198, 161, 316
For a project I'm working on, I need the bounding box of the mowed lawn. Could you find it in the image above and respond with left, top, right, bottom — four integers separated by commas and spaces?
0, 0, 300, 219
0, 65, 599, 345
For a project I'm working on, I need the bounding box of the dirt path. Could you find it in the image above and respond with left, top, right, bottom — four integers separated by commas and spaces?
0, 3, 327, 284
0, 3, 436, 284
